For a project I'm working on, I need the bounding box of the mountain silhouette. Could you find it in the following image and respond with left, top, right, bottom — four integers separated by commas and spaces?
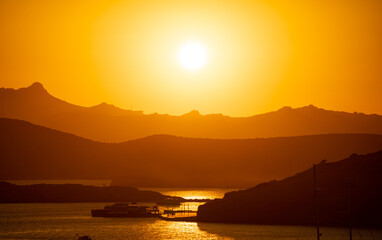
2, 118, 382, 188
1, 83, 382, 142
0, 181, 176, 203
197, 151, 382, 227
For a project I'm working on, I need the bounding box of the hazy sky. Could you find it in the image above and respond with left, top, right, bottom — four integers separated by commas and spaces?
1, 0, 381, 116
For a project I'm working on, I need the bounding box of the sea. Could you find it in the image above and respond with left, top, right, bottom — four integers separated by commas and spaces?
1, 180, 381, 240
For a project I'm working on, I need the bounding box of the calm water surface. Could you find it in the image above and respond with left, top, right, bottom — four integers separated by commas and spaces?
1, 184, 380, 239
0, 202, 380, 240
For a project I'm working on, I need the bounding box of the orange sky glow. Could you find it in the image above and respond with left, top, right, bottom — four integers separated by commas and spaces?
1, 0, 382, 116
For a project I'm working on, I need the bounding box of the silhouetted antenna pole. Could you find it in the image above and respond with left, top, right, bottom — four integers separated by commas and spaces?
347, 181, 353, 240
313, 164, 321, 240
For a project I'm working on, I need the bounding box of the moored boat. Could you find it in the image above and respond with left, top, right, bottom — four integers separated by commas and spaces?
91, 203, 159, 218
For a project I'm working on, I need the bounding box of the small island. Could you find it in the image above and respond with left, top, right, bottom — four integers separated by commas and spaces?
0, 182, 182, 203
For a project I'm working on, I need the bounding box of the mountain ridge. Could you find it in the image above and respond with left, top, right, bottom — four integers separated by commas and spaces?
2, 82, 381, 117
0, 181, 176, 203
2, 118, 382, 188
2, 83, 382, 142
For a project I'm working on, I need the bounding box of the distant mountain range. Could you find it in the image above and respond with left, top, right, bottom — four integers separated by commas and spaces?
0, 182, 172, 203
1, 83, 382, 142
2, 118, 382, 188
198, 151, 382, 227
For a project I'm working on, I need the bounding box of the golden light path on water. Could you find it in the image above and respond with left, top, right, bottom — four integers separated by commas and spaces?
2, 183, 382, 239
1, 202, 379, 240
142, 188, 239, 214
146, 188, 238, 200
0, 202, 381, 239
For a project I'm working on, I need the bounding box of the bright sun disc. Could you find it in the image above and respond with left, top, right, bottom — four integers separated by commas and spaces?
179, 43, 207, 70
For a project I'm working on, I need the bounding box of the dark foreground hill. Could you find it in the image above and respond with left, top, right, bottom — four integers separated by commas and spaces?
0, 182, 175, 203
197, 151, 382, 227
2, 83, 382, 142
2, 118, 382, 187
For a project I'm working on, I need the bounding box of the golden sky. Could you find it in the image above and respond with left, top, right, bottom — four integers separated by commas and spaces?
1, 0, 381, 116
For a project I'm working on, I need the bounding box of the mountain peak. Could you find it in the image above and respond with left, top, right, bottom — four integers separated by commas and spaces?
30, 82, 44, 89
277, 105, 320, 113
25, 82, 48, 94
89, 102, 143, 116
89, 102, 122, 113
303, 104, 319, 109
278, 106, 293, 111
183, 110, 201, 117
92, 102, 117, 109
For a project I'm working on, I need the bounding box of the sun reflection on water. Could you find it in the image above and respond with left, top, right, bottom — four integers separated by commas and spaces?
150, 220, 232, 240
1, 203, 381, 240
145, 188, 239, 200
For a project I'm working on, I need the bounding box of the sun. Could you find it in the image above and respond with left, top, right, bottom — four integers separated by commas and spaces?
179, 43, 207, 70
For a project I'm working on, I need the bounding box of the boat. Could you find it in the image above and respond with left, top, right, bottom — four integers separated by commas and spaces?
91, 203, 159, 218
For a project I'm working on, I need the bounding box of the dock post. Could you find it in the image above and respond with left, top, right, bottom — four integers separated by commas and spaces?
347, 181, 352, 240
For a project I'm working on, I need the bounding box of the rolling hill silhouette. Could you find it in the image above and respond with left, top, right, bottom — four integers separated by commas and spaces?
198, 151, 382, 227
2, 118, 382, 188
0, 182, 174, 203
1, 83, 382, 142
